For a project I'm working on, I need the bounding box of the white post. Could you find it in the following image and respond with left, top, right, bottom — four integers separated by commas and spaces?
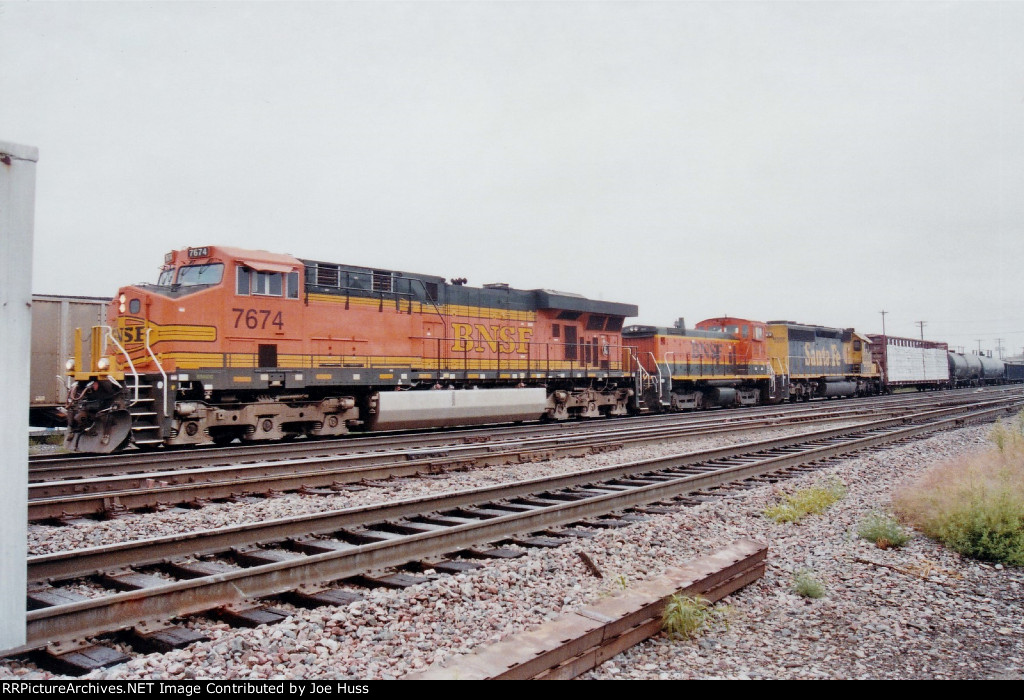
0, 140, 37, 650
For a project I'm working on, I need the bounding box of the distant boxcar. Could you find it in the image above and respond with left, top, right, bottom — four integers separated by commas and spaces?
30, 294, 109, 426
1006, 361, 1024, 383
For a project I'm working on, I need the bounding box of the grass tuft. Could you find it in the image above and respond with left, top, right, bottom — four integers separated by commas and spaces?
661, 595, 730, 640
857, 512, 911, 549
764, 479, 847, 524
792, 569, 826, 599
893, 415, 1024, 566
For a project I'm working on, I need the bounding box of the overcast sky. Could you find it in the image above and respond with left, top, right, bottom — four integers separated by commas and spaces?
2, 1, 1022, 356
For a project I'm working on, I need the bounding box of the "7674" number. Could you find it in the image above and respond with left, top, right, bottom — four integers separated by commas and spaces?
232, 308, 284, 330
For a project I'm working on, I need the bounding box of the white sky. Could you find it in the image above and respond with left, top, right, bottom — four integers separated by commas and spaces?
2, 1, 1022, 356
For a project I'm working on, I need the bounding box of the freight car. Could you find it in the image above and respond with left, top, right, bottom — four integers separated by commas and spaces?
867, 335, 949, 391
29, 294, 108, 426
1005, 361, 1024, 383
64, 246, 639, 452
947, 351, 1005, 387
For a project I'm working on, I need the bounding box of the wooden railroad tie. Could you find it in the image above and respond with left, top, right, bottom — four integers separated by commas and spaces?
405, 538, 767, 680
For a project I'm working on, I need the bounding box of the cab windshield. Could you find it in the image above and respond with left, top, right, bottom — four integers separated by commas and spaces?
176, 263, 224, 287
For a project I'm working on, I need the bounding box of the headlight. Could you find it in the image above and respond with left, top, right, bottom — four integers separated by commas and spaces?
97, 357, 110, 371
119, 303, 126, 313
119, 294, 126, 303
65, 358, 75, 371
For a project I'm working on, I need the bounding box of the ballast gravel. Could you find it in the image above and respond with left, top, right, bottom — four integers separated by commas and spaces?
4, 423, 1023, 680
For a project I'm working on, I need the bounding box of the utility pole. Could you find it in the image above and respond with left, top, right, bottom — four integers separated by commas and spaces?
915, 321, 926, 340
995, 338, 1005, 360
976, 339, 983, 355
879, 310, 887, 336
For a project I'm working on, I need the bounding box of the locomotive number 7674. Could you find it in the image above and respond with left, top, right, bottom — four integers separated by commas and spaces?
232, 308, 284, 330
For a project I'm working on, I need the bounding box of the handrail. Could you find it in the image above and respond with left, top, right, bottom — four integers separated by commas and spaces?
101, 325, 141, 405
645, 351, 663, 390
145, 327, 169, 418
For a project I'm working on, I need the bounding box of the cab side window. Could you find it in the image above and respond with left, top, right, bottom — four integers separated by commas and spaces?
237, 267, 252, 295
237, 267, 299, 298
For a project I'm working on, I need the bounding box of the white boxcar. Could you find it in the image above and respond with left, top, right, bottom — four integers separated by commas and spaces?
868, 335, 949, 388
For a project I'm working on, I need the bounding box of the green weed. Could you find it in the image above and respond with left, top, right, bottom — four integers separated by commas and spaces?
857, 511, 911, 549
661, 595, 729, 640
764, 479, 847, 524
791, 570, 826, 599
894, 427, 1024, 566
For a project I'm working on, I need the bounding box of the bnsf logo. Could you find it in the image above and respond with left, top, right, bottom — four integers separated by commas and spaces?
451, 323, 533, 353
114, 319, 148, 347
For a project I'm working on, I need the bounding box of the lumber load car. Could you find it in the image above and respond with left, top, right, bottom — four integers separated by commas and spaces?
867, 334, 950, 390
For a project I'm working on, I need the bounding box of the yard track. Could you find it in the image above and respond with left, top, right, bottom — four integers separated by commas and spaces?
14, 389, 1022, 658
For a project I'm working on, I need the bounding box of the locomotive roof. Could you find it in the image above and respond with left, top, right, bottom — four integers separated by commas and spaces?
166, 247, 637, 317
622, 325, 734, 340
299, 256, 639, 317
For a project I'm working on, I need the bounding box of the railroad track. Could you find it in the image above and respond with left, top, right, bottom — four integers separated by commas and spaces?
30, 386, 1022, 482
14, 394, 1021, 663
27, 389, 1024, 520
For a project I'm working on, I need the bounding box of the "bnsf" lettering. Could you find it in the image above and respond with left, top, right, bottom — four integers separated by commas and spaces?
451, 323, 533, 353
116, 325, 147, 345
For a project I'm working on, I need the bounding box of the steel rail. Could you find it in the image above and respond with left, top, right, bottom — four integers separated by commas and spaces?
28, 397, 1020, 585
27, 394, 1023, 520
17, 400, 1017, 654
31, 386, 1021, 479
27, 393, 1024, 520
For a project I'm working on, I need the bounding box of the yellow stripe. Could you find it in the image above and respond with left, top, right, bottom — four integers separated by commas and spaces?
134, 352, 623, 375
305, 293, 536, 322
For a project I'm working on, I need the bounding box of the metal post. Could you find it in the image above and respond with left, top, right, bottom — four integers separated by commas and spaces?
0, 140, 36, 651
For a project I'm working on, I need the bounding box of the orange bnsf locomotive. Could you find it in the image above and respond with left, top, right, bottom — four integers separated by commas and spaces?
64, 246, 639, 452
63, 245, 899, 453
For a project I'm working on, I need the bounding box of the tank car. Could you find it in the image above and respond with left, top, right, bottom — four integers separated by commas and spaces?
765, 322, 880, 400
64, 245, 639, 452
948, 352, 983, 387
978, 354, 1005, 384
867, 334, 949, 391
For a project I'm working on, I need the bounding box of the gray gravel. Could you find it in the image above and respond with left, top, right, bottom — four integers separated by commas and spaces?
3, 423, 1022, 680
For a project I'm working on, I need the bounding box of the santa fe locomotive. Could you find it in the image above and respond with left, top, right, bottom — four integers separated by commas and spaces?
63, 245, 1007, 453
